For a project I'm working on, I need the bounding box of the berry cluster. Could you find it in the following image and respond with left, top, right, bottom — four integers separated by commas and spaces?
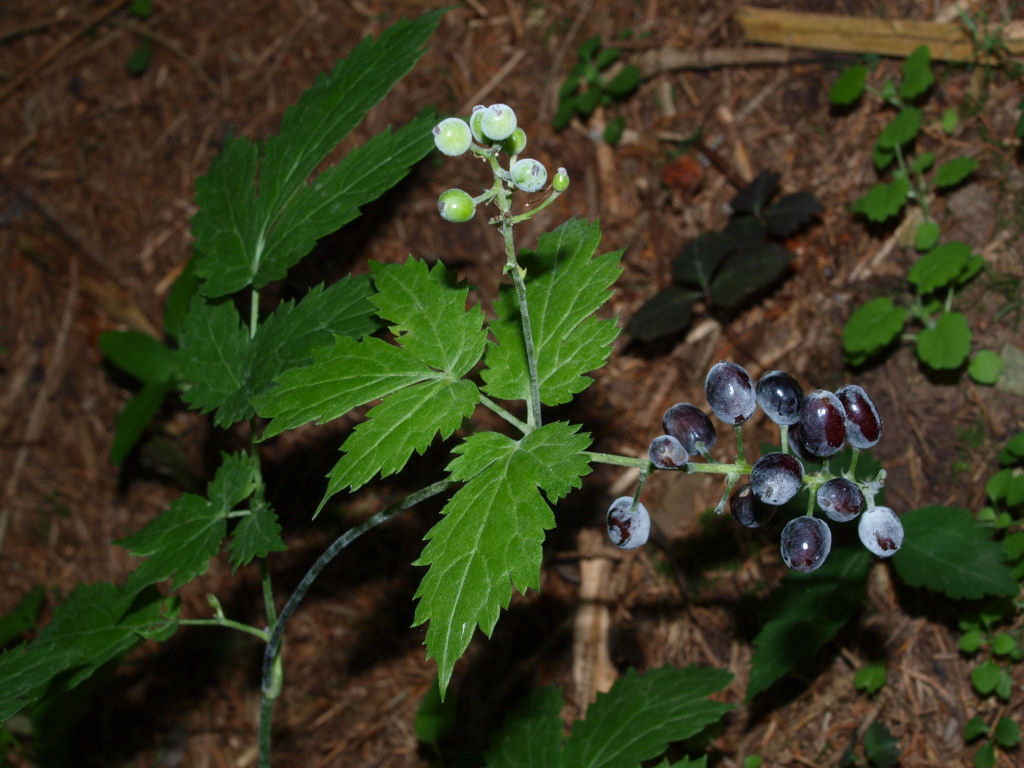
432, 105, 568, 223
607, 361, 901, 573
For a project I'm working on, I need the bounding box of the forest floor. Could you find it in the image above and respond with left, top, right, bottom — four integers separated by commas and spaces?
1, 1, 1023, 766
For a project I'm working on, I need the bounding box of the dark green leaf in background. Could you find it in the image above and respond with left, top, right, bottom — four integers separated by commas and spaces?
625, 286, 698, 342
899, 45, 933, 99
671, 231, 735, 288
709, 242, 793, 309
485, 686, 562, 768
829, 65, 868, 105
730, 170, 779, 216
604, 64, 639, 96
0, 587, 45, 648
863, 721, 901, 768
933, 156, 978, 189
109, 380, 174, 466
100, 330, 177, 384
762, 192, 822, 237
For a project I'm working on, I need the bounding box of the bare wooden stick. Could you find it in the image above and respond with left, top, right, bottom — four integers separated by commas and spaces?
735, 5, 1024, 62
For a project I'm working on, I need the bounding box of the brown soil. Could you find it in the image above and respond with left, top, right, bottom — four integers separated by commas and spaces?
2, 1, 1023, 767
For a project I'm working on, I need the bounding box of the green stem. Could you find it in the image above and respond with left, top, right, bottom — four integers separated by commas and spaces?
179, 617, 269, 641
584, 451, 649, 469
501, 219, 543, 430
478, 393, 529, 434
508, 189, 563, 225
260, 558, 277, 629
687, 459, 753, 475
257, 479, 455, 768
250, 287, 260, 339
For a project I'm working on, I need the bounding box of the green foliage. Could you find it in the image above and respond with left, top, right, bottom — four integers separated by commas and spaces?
0, 588, 45, 648
840, 721, 901, 768
854, 660, 887, 694
553, 35, 640, 144
485, 666, 733, 768
627, 171, 821, 342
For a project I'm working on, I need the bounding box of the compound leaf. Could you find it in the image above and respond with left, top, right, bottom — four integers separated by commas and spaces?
731, 171, 780, 216
482, 219, 622, 406
562, 666, 733, 768
120, 452, 258, 593
748, 547, 871, 700
892, 506, 1018, 599
323, 378, 478, 501
177, 295, 249, 422
413, 422, 592, 694
843, 297, 907, 364
932, 156, 978, 189
228, 499, 287, 569
0, 583, 176, 723
908, 241, 972, 294
671, 231, 735, 288
624, 286, 699, 342
192, 11, 442, 297
899, 45, 933, 99
485, 686, 563, 768
916, 311, 971, 369
830, 65, 868, 105
709, 242, 793, 309
370, 258, 486, 378
255, 335, 437, 437
762, 192, 822, 237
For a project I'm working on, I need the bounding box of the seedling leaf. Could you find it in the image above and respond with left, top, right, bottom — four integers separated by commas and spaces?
914, 219, 940, 250
908, 241, 972, 294
876, 108, 922, 148
854, 178, 910, 222
830, 65, 867, 105
933, 156, 978, 189
748, 547, 871, 700
893, 506, 1018, 598
899, 45, 933, 99
916, 312, 971, 369
483, 219, 622, 406
863, 721, 901, 768
604, 64, 639, 96
969, 350, 1003, 384
994, 717, 1020, 748
843, 297, 907, 364
964, 715, 990, 741
561, 666, 733, 768
854, 660, 887, 694
413, 422, 592, 694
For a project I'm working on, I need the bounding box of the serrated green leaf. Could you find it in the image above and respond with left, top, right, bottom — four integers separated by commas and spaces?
482, 219, 622, 407
970, 350, 1003, 384
255, 335, 437, 437
916, 312, 971, 369
911, 152, 935, 173
973, 740, 996, 768
991, 632, 1016, 656
830, 65, 867, 105
877, 108, 922, 149
709, 242, 793, 309
324, 378, 478, 501
854, 660, 887, 694
624, 286, 698, 342
762, 192, 822, 237
671, 231, 735, 288
120, 453, 257, 592
228, 499, 287, 570
413, 422, 592, 693
110, 380, 174, 466
994, 717, 1020, 747
843, 297, 907, 362
909, 241, 972, 294
863, 721, 901, 767
485, 685, 563, 768
100, 330, 177, 384
562, 666, 733, 768
192, 11, 441, 297
892, 506, 1018, 599
900, 45, 933, 99
933, 156, 978, 189
371, 259, 486, 377
748, 547, 871, 700
0, 584, 176, 722
178, 295, 249, 422
965, 715, 990, 741
873, 144, 895, 171
972, 659, 1002, 694
854, 178, 910, 222
914, 219, 940, 250
960, 628, 983, 653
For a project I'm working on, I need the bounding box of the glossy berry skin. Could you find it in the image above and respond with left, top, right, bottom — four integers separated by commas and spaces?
780, 516, 832, 573
433, 117, 472, 156
837, 384, 882, 449
649, 435, 688, 469
816, 477, 864, 522
750, 452, 805, 506
552, 166, 570, 192
437, 189, 475, 223
798, 390, 847, 457
606, 496, 650, 550
858, 506, 903, 557
705, 361, 757, 425
730, 484, 776, 528
756, 370, 803, 426
662, 403, 717, 456
480, 103, 517, 141
500, 127, 527, 156
510, 158, 547, 192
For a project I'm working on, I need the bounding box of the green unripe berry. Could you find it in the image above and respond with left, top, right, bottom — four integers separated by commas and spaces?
433, 117, 472, 156
469, 105, 487, 144
552, 166, 570, 192
500, 127, 527, 156
510, 158, 547, 193
437, 188, 476, 222
481, 103, 517, 141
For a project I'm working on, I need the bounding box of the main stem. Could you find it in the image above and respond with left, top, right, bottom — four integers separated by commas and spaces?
500, 219, 543, 430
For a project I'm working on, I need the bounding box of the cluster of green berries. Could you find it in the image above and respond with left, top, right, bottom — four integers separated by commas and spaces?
433, 104, 569, 223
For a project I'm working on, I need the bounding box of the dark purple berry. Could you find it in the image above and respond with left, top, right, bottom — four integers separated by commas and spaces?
780, 516, 832, 572
705, 361, 757, 425
816, 477, 864, 522
837, 384, 882, 449
756, 370, 803, 426
662, 403, 717, 455
730, 483, 776, 528
649, 435, 689, 469
858, 506, 903, 557
750, 452, 805, 505
798, 390, 846, 457
606, 496, 650, 550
